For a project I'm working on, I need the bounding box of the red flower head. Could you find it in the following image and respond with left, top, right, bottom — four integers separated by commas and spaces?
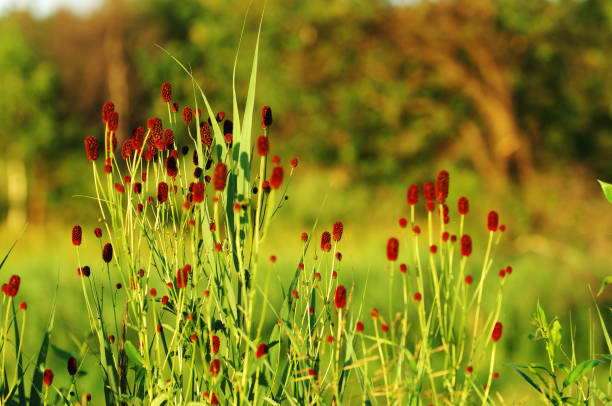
257, 135, 269, 156
72, 225, 82, 246
399, 263, 407, 273
133, 182, 142, 194
107, 111, 119, 132
458, 197, 469, 215
157, 182, 168, 203
147, 116, 162, 135
387, 237, 399, 261
301, 232, 308, 242
270, 167, 284, 189
200, 122, 212, 146
171, 102, 179, 112
332, 221, 343, 242
177, 266, 189, 289
492, 322, 503, 342
460, 235, 472, 257
164, 129, 174, 149
209, 359, 221, 377
334, 285, 347, 309
356, 321, 364, 332
131, 126, 144, 151
407, 184, 419, 205
488, 211, 499, 231
84, 136, 99, 161
102, 243, 113, 263
212, 335, 220, 355
213, 163, 227, 191
166, 156, 178, 178
320, 232, 331, 252
120, 139, 132, 160
414, 292, 422, 302
114, 183, 124, 194
423, 182, 435, 202
192, 182, 205, 203
261, 106, 272, 129
399, 217, 408, 228
19, 301, 26, 310
381, 323, 389, 333
161, 82, 172, 103
102, 102, 114, 123
4, 275, 20, 298
435, 170, 449, 203
465, 275, 473, 284
182, 106, 193, 125
216, 111, 226, 121
256, 342, 268, 359
67, 357, 77, 376
43, 369, 54, 386
290, 157, 298, 168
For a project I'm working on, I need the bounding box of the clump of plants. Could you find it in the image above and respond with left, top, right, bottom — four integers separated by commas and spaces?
65, 56, 515, 404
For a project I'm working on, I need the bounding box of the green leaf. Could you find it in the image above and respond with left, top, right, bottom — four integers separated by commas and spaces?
11, 302, 26, 406
124, 341, 145, 367
50, 344, 75, 360
597, 275, 612, 297
29, 294, 56, 406
598, 180, 612, 203
512, 367, 542, 393
562, 359, 603, 388
151, 394, 168, 406
550, 319, 562, 361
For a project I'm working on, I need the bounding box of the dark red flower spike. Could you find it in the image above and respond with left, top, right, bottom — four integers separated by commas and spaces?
407, 184, 419, 205
107, 111, 119, 132
423, 182, 435, 202
43, 369, 53, 386
192, 182, 205, 203
102, 102, 114, 123
183, 107, 193, 125
67, 357, 78, 376
157, 182, 168, 203
84, 136, 99, 161
261, 106, 272, 129
460, 235, 472, 257
72, 225, 82, 246
435, 170, 449, 203
488, 211, 499, 231
332, 221, 343, 242
458, 197, 469, 215
335, 285, 347, 309
161, 82, 172, 103
102, 243, 113, 263
387, 238, 399, 261
257, 135, 269, 156
492, 322, 503, 341
270, 167, 283, 189
166, 156, 178, 178
256, 343, 268, 359
320, 232, 332, 252
213, 163, 227, 191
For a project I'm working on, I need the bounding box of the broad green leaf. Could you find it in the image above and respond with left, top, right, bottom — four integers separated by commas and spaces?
562, 359, 603, 388
597, 275, 612, 297
50, 344, 74, 360
598, 180, 612, 203
124, 341, 145, 367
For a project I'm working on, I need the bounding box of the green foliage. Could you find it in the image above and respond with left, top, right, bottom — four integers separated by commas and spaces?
512, 296, 612, 403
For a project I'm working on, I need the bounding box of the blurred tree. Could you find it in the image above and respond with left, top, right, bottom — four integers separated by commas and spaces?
0, 16, 59, 227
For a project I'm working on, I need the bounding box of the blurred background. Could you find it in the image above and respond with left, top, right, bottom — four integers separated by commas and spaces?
1, 0, 611, 402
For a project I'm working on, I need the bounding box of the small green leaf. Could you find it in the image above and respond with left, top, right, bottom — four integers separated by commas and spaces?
124, 341, 145, 367
598, 180, 612, 203
512, 367, 542, 393
562, 359, 603, 388
597, 275, 612, 297
151, 394, 168, 406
